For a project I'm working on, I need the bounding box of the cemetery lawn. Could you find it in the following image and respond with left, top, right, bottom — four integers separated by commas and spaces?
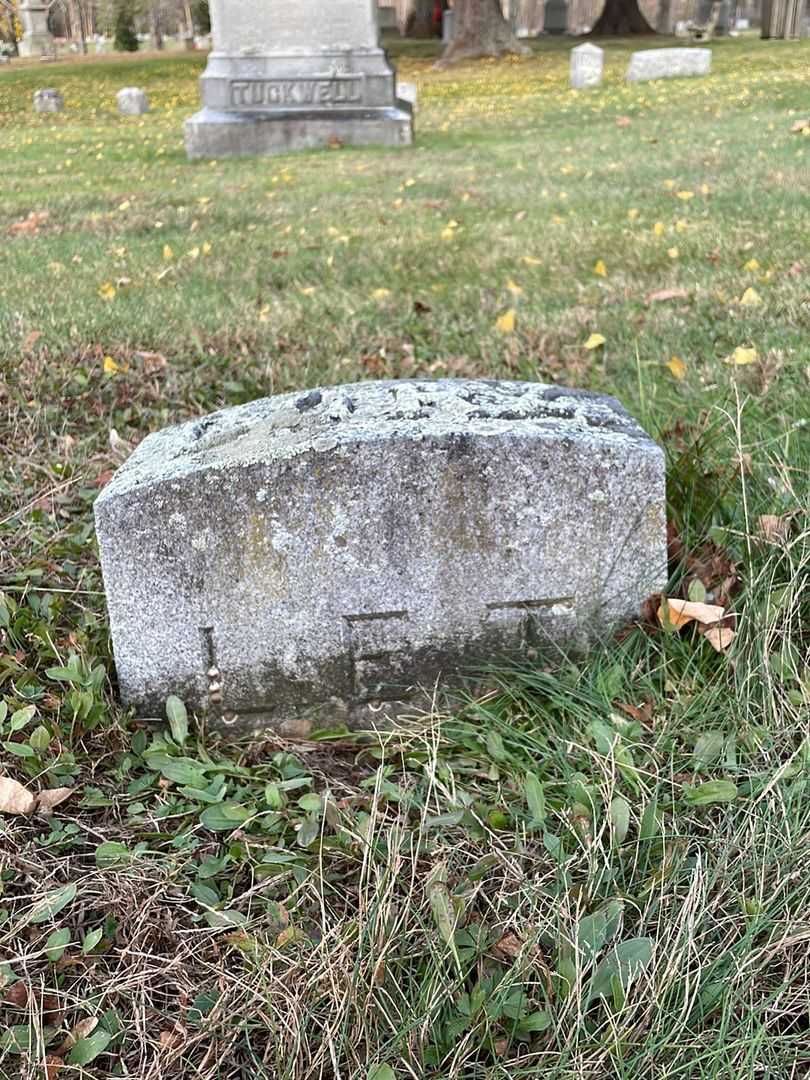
1, 34, 809, 1080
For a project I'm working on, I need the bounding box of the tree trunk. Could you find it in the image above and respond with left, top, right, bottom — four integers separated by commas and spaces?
591, 0, 655, 33
407, 0, 438, 36
149, 2, 163, 48
655, 0, 672, 32
437, 0, 531, 64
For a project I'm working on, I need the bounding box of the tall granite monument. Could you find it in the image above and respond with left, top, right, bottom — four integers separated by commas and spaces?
185, 0, 413, 159
18, 0, 55, 58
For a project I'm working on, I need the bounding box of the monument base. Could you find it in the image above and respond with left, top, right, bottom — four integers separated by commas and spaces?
184, 104, 413, 159
18, 33, 55, 57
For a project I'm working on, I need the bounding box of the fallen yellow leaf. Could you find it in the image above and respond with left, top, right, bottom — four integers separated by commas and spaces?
739, 287, 762, 307
628, 208, 640, 221
496, 309, 516, 334
371, 288, 391, 300
665, 356, 687, 380
163, 244, 174, 261
103, 356, 123, 375
583, 332, 606, 350
653, 222, 666, 237
676, 190, 695, 201
506, 279, 523, 296
663, 179, 676, 190
725, 346, 758, 366
522, 255, 542, 266
668, 247, 679, 259
594, 259, 607, 277
98, 281, 116, 301
299, 286, 316, 296
744, 258, 760, 272
258, 304, 270, 322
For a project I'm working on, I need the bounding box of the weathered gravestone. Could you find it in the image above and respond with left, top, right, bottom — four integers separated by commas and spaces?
117, 87, 149, 115
626, 47, 711, 81
184, 0, 413, 159
33, 88, 63, 113
18, 0, 55, 57
570, 43, 604, 88
95, 380, 667, 736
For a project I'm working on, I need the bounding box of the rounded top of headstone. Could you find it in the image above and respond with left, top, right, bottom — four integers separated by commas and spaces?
96, 379, 656, 504
572, 41, 603, 52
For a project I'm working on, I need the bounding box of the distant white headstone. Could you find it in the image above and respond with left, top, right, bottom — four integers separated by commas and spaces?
398, 81, 417, 109
95, 379, 667, 737
33, 87, 63, 112
626, 47, 711, 82
117, 87, 149, 115
570, 42, 604, 88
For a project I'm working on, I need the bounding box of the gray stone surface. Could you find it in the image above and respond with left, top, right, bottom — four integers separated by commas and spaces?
18, 0, 54, 57
117, 86, 149, 115
570, 42, 604, 88
184, 0, 413, 159
95, 379, 667, 736
544, 0, 569, 34
33, 88, 63, 113
626, 47, 711, 81
442, 9, 455, 42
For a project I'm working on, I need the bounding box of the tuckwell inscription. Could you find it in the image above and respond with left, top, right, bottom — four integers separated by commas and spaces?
228, 76, 364, 110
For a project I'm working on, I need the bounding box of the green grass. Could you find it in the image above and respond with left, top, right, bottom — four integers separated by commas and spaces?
0, 35, 808, 1080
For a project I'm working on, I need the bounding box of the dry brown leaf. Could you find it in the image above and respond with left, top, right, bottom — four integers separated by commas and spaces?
37, 787, 75, 815
614, 700, 653, 725
44, 1055, 63, 1080
136, 351, 168, 375
8, 210, 50, 236
702, 625, 736, 652
22, 330, 43, 351
42, 992, 65, 1027
0, 776, 36, 816
3, 981, 29, 1008
159, 1024, 186, 1051
757, 514, 792, 544
494, 933, 523, 960
657, 597, 725, 630
646, 287, 690, 305
57, 1016, 98, 1055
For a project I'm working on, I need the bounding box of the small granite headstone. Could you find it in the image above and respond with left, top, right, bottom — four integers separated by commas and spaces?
626, 47, 711, 82
95, 379, 667, 736
33, 88, 63, 113
117, 87, 149, 115
185, 0, 413, 159
544, 0, 569, 34
442, 9, 455, 42
570, 43, 604, 88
